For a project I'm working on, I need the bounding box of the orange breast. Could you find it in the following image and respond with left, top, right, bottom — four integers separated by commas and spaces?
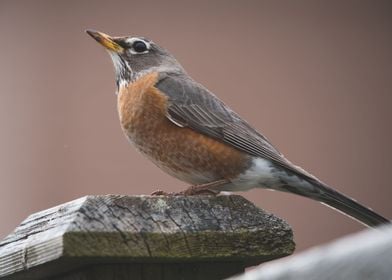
117, 72, 250, 184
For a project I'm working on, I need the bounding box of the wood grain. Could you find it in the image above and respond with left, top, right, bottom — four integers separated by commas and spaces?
0, 195, 294, 279
230, 224, 392, 280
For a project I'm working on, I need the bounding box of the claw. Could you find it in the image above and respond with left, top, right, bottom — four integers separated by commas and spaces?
180, 186, 219, 196
150, 189, 170, 196
150, 179, 228, 196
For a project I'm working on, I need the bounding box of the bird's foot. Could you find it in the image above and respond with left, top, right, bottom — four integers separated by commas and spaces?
150, 189, 176, 196
179, 179, 230, 196
150, 188, 217, 196
179, 185, 219, 196
150, 179, 230, 196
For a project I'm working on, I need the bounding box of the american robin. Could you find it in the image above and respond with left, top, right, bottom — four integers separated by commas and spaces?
86, 29, 389, 227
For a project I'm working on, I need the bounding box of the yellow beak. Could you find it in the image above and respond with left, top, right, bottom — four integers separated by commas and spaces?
86, 29, 124, 53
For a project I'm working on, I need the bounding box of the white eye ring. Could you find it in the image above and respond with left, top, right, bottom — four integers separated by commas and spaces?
126, 38, 151, 54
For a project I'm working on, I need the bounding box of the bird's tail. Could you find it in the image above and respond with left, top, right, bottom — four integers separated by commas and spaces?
286, 178, 389, 227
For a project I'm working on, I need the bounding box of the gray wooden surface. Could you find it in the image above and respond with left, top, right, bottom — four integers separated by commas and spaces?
229, 224, 392, 280
0, 195, 294, 279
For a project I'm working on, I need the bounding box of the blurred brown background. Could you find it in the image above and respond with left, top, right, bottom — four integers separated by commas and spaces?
0, 0, 391, 252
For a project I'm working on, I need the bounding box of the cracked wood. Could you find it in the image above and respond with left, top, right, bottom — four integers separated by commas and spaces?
0, 195, 295, 279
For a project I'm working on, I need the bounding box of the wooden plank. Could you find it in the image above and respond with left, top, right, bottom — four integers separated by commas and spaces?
229, 224, 392, 280
0, 195, 295, 279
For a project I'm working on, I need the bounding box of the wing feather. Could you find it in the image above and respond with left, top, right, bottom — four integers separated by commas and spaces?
156, 74, 316, 181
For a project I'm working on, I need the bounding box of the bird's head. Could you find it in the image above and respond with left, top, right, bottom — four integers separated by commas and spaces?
86, 29, 184, 89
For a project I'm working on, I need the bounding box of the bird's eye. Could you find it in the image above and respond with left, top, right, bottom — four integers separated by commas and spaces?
132, 41, 147, 53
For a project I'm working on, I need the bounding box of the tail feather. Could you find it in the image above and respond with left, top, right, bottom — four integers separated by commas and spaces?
296, 179, 389, 227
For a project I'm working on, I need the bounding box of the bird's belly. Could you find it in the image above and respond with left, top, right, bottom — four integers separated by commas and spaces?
117, 73, 251, 185
127, 125, 251, 185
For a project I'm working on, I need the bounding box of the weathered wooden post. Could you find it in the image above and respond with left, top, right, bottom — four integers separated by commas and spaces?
0, 195, 294, 279
229, 224, 392, 280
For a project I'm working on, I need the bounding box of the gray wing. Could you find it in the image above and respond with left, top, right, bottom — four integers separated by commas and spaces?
156, 74, 315, 181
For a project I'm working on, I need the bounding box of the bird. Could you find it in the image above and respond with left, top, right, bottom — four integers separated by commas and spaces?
86, 29, 389, 227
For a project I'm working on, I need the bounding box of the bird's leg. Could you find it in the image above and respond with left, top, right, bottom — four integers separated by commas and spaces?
150, 189, 172, 196
180, 179, 230, 196
150, 179, 230, 196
